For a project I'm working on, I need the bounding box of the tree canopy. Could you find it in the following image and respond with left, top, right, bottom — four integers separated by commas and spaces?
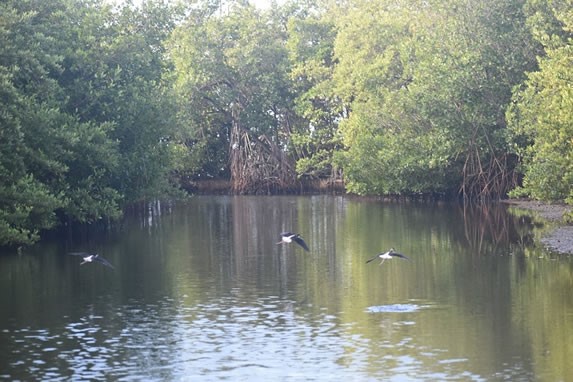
0, 0, 184, 245
1, 0, 571, 246
507, 0, 573, 204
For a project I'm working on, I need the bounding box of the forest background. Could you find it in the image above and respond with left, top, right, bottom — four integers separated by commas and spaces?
1, 0, 572, 246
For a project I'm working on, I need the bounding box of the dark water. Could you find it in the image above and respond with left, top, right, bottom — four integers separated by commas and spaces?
1, 196, 572, 381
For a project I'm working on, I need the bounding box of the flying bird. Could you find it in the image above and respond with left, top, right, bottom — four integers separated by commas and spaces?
366, 248, 409, 266
277, 232, 310, 251
69, 252, 115, 269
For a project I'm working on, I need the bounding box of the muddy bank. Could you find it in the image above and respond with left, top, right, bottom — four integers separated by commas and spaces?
504, 199, 573, 254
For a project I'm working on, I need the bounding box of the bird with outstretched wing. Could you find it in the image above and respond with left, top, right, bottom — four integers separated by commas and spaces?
69, 252, 115, 269
366, 248, 409, 266
277, 232, 310, 251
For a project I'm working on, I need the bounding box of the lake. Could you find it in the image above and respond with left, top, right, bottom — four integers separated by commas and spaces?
1, 195, 572, 381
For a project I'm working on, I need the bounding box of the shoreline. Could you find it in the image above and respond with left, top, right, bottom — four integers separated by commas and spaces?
503, 199, 573, 254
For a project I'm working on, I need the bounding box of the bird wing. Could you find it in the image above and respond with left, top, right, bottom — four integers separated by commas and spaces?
68, 252, 91, 257
390, 252, 409, 260
93, 255, 115, 269
280, 232, 295, 237
292, 235, 310, 251
365, 255, 379, 264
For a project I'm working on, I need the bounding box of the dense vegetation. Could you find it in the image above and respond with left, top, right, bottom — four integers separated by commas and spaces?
1, 0, 572, 246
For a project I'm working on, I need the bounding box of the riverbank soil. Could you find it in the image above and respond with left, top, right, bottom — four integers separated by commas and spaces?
504, 199, 573, 254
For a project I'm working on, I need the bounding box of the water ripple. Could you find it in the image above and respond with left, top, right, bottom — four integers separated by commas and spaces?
366, 303, 422, 313
0, 296, 488, 381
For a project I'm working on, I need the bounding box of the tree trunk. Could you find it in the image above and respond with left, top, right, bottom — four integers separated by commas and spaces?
229, 105, 297, 194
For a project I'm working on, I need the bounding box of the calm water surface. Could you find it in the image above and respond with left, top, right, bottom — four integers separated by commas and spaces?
1, 196, 572, 381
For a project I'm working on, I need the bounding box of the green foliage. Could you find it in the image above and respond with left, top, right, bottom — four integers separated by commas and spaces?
507, 49, 573, 202
332, 0, 534, 197
56, 0, 184, 202
0, 1, 76, 244
168, 1, 296, 184
508, 0, 573, 203
0, 175, 62, 246
564, 210, 573, 224
0, 0, 184, 246
286, 7, 343, 179
2, 0, 573, 245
